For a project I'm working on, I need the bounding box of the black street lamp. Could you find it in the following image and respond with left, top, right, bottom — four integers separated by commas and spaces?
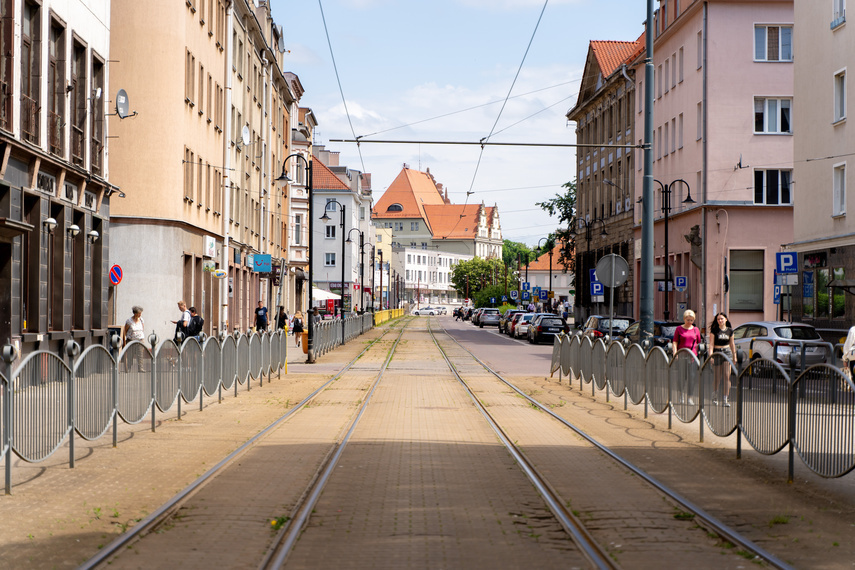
378, 250, 384, 310
320, 200, 346, 343
654, 178, 695, 321
276, 154, 314, 363
346, 228, 366, 313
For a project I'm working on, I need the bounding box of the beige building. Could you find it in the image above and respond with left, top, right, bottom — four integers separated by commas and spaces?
109, 0, 300, 336
789, 1, 854, 331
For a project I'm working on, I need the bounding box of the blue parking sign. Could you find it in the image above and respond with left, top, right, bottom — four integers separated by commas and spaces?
776, 252, 797, 274
522, 291, 531, 301
538, 289, 548, 301
510, 290, 518, 299
591, 281, 604, 296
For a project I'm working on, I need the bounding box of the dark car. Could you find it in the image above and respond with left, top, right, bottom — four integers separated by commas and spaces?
499, 310, 526, 334
479, 308, 502, 327
623, 320, 684, 348
528, 314, 568, 344
582, 315, 634, 339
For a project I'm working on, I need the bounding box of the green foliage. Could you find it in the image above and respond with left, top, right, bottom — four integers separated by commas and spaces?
535, 180, 577, 275
450, 257, 510, 300
502, 240, 535, 269
472, 285, 517, 308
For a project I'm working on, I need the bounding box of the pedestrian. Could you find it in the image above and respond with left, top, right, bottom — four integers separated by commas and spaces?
312, 307, 321, 324
709, 312, 736, 406
843, 323, 855, 379
121, 305, 146, 346
186, 306, 204, 340
673, 309, 702, 405
292, 311, 304, 347
171, 300, 191, 342
255, 300, 269, 332
276, 307, 288, 331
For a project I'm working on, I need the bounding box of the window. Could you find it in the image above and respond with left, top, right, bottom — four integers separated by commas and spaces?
325, 225, 335, 239
754, 98, 792, 134
293, 214, 302, 245
678, 47, 684, 82
70, 41, 87, 166
325, 253, 335, 267
697, 31, 703, 69
812, 268, 845, 319
753, 170, 792, 205
411, 221, 419, 231
834, 70, 846, 122
91, 55, 105, 175
394, 222, 403, 231
360, 206, 365, 220
386, 203, 403, 212
678, 113, 684, 148
48, 19, 65, 155
21, 1, 41, 144
325, 198, 337, 212
729, 250, 764, 311
377, 235, 382, 243
833, 162, 846, 216
833, 0, 846, 27
664, 60, 670, 94
754, 25, 793, 61
657, 64, 662, 98
186, 50, 195, 102
696, 102, 703, 140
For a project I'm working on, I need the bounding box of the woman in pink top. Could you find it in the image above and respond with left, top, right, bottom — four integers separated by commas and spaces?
672, 309, 702, 356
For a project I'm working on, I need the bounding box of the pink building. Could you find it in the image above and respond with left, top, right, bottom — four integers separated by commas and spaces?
630, 0, 794, 330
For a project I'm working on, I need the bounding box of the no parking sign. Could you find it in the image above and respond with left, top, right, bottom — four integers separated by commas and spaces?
109, 264, 123, 286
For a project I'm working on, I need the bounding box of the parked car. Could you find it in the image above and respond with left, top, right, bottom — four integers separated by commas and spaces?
528, 314, 568, 344
507, 312, 527, 337
471, 308, 485, 326
581, 315, 634, 339
499, 310, 526, 334
733, 321, 828, 370
479, 308, 502, 327
623, 320, 684, 348
511, 313, 536, 339
412, 306, 436, 316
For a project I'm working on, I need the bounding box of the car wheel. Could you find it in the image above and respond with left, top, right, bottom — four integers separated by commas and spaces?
479, 323, 484, 328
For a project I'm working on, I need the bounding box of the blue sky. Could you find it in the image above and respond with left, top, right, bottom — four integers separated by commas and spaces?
270, 0, 647, 246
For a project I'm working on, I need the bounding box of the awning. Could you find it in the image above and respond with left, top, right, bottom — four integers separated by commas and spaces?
829, 279, 855, 296
312, 288, 341, 301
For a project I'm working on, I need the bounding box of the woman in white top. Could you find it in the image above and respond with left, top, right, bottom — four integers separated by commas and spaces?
122, 306, 146, 346
843, 324, 855, 378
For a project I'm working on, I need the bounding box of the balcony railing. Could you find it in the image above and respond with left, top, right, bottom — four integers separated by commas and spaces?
71, 124, 85, 166
48, 110, 64, 156
0, 82, 11, 131
20, 94, 39, 144
91, 138, 103, 176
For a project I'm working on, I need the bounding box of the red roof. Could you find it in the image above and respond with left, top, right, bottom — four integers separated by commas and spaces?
312, 159, 350, 191
373, 168, 446, 222
528, 243, 572, 271
423, 204, 495, 240
590, 39, 642, 78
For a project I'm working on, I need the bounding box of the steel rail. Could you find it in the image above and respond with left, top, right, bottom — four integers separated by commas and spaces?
426, 321, 618, 570
438, 325, 795, 570
263, 322, 409, 568
80, 319, 410, 569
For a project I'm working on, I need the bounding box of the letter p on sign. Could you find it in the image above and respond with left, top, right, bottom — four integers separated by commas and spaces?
776, 252, 797, 274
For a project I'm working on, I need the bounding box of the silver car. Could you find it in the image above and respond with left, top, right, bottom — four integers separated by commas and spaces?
733, 321, 828, 370
478, 308, 501, 327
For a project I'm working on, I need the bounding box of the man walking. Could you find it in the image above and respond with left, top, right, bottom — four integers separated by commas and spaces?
254, 301, 269, 332
172, 301, 191, 341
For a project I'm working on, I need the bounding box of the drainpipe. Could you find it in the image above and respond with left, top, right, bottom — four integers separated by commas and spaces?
221, 0, 235, 333
701, 2, 709, 331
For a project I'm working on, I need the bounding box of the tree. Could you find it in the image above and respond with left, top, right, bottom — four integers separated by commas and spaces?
450, 257, 506, 302
536, 180, 576, 275
502, 240, 534, 269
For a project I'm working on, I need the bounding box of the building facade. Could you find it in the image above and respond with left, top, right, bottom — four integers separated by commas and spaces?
0, 0, 112, 357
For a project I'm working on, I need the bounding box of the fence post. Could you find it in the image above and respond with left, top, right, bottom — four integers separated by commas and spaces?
67, 340, 80, 469
788, 382, 796, 484
2, 342, 18, 495
218, 332, 224, 404
698, 360, 704, 443
199, 339, 204, 412
736, 373, 742, 460
149, 331, 159, 433
111, 334, 121, 448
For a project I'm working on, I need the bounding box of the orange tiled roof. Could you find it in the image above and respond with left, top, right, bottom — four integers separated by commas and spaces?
590, 40, 642, 78
528, 243, 572, 271
373, 168, 446, 223
312, 159, 351, 191
423, 204, 494, 240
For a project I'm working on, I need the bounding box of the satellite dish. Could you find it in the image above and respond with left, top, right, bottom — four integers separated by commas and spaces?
116, 89, 130, 119
241, 125, 251, 146
278, 34, 286, 54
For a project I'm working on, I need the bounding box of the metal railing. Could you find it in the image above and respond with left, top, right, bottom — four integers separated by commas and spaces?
20, 94, 39, 144
552, 333, 855, 482
0, 314, 377, 495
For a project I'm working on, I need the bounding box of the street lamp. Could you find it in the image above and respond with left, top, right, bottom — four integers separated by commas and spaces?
655, 178, 695, 321
570, 218, 607, 310
378, 249, 384, 310
320, 200, 346, 342
276, 153, 314, 363
536, 237, 554, 311
346, 228, 366, 313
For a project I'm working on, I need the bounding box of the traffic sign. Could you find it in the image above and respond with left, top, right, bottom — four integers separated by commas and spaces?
510, 290, 519, 299
522, 282, 530, 291
776, 252, 797, 274
109, 264, 123, 286
501, 295, 508, 302
533, 286, 541, 296
590, 282, 604, 296
675, 276, 688, 292
774, 284, 781, 304
595, 254, 629, 288
522, 291, 531, 301
538, 289, 548, 301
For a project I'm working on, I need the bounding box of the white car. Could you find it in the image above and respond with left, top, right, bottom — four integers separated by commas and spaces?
412, 306, 436, 316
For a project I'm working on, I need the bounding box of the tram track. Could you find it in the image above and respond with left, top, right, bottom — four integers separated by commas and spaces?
428, 320, 794, 570
80, 318, 412, 570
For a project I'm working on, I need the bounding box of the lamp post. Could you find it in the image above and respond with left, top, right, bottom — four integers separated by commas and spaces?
655, 178, 695, 321
346, 228, 365, 313
570, 218, 607, 311
378, 249, 384, 310
536, 237, 554, 310
276, 153, 314, 363
320, 200, 346, 342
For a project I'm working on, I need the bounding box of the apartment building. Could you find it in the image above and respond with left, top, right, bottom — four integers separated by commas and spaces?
0, 0, 111, 357
109, 0, 298, 336
394, 247, 470, 306
630, 0, 794, 329
788, 0, 854, 333
567, 38, 641, 322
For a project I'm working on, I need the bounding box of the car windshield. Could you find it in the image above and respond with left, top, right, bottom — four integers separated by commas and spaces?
522, 315, 534, 322
600, 319, 631, 331
775, 326, 821, 340
484, 309, 499, 314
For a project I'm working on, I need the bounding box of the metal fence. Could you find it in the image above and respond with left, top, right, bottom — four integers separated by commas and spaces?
551, 333, 855, 482
0, 313, 377, 495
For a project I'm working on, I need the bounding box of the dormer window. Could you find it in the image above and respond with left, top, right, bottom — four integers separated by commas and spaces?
386, 203, 403, 212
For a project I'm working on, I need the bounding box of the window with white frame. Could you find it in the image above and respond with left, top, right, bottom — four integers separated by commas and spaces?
833, 0, 845, 26
833, 162, 846, 216
678, 113, 684, 148
834, 70, 846, 122
696, 102, 703, 140
294, 214, 302, 245
754, 25, 793, 62
753, 169, 792, 205
325, 252, 335, 266
679, 47, 684, 82
394, 222, 403, 231
697, 31, 703, 69
754, 98, 792, 134
325, 198, 336, 211
411, 221, 419, 231
325, 225, 335, 239
729, 250, 764, 311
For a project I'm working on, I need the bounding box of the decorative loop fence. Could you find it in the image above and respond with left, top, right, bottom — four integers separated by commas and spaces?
0, 313, 377, 494
551, 333, 855, 482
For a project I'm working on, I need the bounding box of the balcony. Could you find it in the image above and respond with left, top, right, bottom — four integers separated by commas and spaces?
20, 94, 39, 145
0, 82, 10, 131
91, 138, 103, 176
71, 124, 85, 166
48, 111, 64, 156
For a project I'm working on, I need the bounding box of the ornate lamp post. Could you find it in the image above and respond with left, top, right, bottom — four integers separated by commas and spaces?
346, 228, 366, 313
654, 179, 695, 321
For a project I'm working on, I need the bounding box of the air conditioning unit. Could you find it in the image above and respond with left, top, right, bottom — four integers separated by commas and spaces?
616, 201, 623, 214
625, 198, 632, 211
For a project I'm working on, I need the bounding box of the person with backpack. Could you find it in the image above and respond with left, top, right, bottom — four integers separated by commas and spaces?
171, 300, 191, 342
291, 312, 304, 347
187, 307, 204, 340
